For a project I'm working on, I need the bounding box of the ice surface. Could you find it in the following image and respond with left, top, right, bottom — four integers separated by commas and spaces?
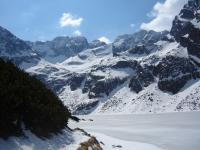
70, 111, 200, 150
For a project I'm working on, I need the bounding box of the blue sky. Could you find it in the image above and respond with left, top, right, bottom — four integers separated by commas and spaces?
0, 0, 186, 42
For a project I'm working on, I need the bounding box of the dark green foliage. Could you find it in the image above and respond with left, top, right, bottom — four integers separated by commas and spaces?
0, 59, 71, 139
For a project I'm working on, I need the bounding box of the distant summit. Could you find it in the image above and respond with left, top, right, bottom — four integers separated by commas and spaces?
0, 26, 40, 68
28, 36, 107, 63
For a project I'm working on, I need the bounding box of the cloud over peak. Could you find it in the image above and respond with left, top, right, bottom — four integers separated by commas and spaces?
73, 30, 82, 36
59, 13, 83, 27
140, 0, 188, 32
98, 36, 111, 44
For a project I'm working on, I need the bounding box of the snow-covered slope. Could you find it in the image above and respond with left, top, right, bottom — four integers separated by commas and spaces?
96, 79, 200, 114
0, 128, 95, 150
61, 44, 112, 72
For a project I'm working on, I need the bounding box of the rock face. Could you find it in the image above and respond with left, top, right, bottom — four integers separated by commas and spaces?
128, 45, 149, 55
171, 0, 200, 59
154, 56, 198, 94
129, 65, 154, 93
0, 26, 40, 68
88, 77, 126, 99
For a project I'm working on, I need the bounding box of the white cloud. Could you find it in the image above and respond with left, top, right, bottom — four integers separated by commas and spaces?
59, 13, 83, 27
98, 36, 111, 44
130, 24, 135, 28
73, 30, 82, 36
140, 0, 188, 31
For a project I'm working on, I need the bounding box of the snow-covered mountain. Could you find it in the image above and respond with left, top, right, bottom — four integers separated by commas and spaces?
112, 30, 169, 55
0, 26, 40, 69
0, 0, 200, 115
28, 36, 106, 63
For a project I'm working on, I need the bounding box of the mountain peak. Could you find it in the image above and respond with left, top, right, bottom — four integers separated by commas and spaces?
112, 29, 169, 55
171, 0, 200, 59
0, 26, 40, 68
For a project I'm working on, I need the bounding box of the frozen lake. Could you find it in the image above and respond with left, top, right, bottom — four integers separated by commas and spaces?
69, 111, 200, 150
